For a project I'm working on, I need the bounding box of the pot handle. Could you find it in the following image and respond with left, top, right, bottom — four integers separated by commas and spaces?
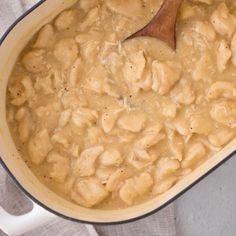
0, 202, 56, 236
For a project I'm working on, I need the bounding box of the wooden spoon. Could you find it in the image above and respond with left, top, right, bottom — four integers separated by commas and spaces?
126, 0, 183, 50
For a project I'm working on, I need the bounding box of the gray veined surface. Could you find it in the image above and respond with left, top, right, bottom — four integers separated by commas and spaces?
175, 154, 236, 236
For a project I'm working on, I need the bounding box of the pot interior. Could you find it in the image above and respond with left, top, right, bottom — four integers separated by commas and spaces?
0, 0, 236, 223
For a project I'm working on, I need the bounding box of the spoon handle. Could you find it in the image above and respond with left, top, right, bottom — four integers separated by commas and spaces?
129, 0, 183, 49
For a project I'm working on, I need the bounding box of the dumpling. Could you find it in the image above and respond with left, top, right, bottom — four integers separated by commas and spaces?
99, 149, 123, 166
106, 168, 127, 192
101, 109, 122, 133
106, 0, 144, 18
47, 152, 69, 183
152, 176, 178, 195
79, 8, 99, 31
73, 146, 104, 177
152, 61, 182, 95
9, 76, 35, 107
207, 81, 236, 100
34, 24, 55, 48
119, 173, 153, 205
192, 53, 214, 81
155, 157, 180, 180
22, 50, 48, 73
28, 129, 53, 164
208, 127, 235, 147
210, 3, 236, 37
194, 20, 216, 42
54, 38, 78, 69
210, 100, 236, 128
171, 79, 195, 105
123, 50, 151, 93
72, 107, 98, 129
79, 0, 98, 12
181, 142, 206, 168
55, 10, 77, 30
216, 40, 232, 72
51, 129, 70, 148
166, 128, 184, 161
15, 107, 33, 142
118, 111, 146, 133
74, 177, 109, 207
96, 167, 116, 183
189, 114, 213, 136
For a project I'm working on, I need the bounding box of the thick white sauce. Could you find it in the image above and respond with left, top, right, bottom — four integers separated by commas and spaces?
6, 0, 236, 209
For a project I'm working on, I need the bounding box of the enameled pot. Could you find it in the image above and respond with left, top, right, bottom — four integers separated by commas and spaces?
0, 0, 236, 234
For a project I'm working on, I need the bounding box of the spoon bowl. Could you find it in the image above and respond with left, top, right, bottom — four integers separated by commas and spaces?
126, 0, 183, 49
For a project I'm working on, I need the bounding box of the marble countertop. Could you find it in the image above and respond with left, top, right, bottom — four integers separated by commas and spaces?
175, 154, 236, 236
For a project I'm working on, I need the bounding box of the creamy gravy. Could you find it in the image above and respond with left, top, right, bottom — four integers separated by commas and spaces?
6, 0, 236, 209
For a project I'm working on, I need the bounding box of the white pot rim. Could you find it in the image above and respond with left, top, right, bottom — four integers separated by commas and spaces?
0, 0, 235, 225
